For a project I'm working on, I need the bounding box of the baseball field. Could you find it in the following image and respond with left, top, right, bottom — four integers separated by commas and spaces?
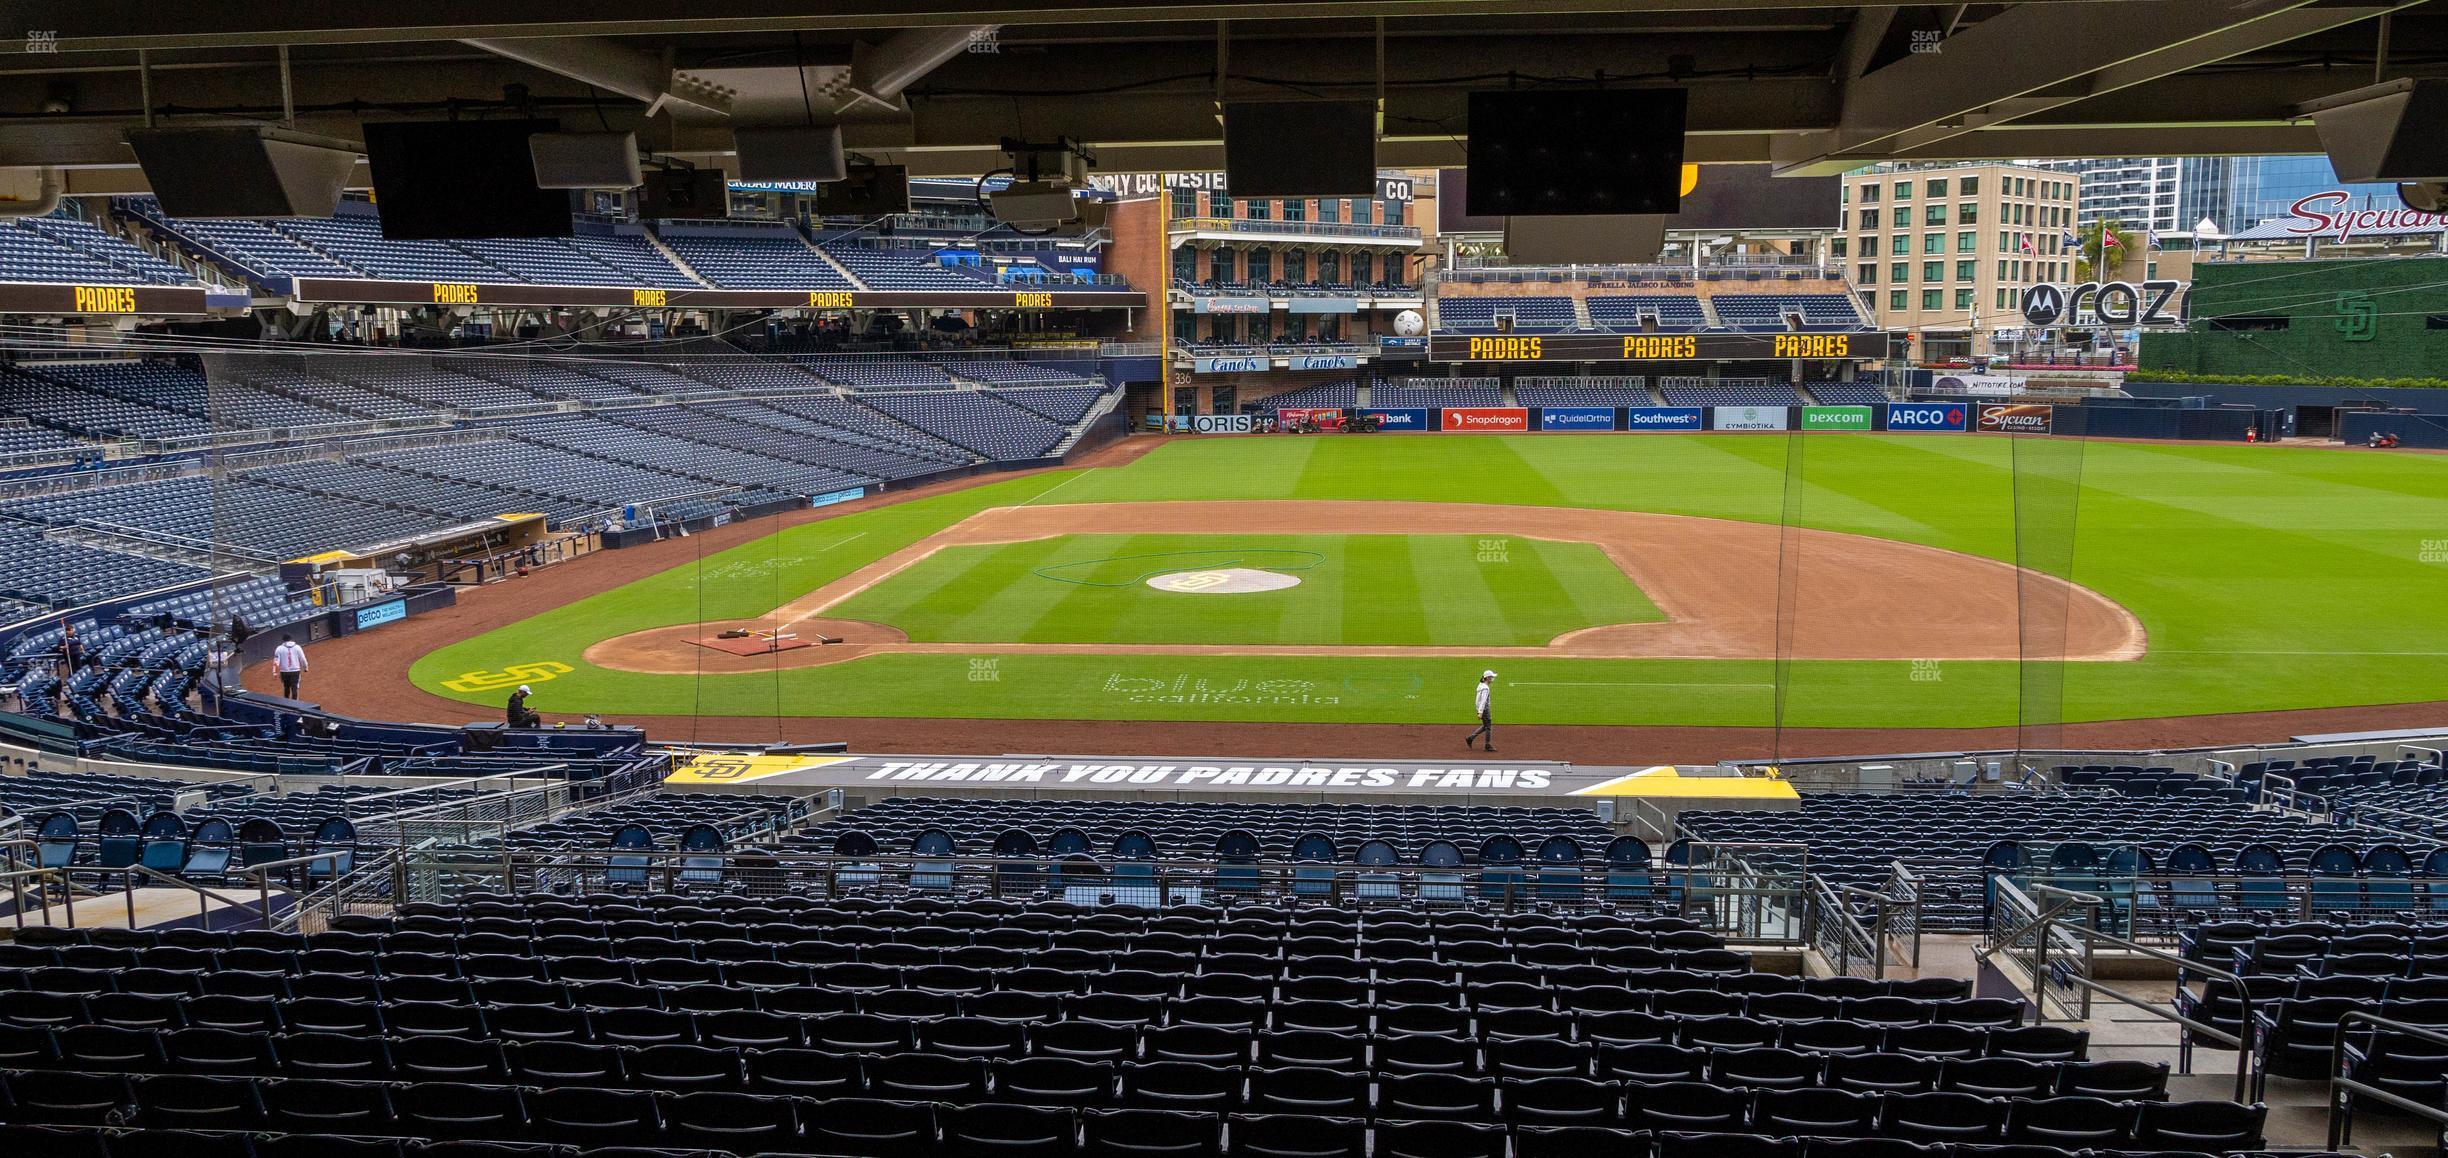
399, 433, 2448, 743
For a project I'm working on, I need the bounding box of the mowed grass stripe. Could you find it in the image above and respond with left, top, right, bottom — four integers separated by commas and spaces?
1341, 535, 1424, 645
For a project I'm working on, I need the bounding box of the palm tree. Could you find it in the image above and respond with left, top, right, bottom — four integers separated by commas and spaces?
2075, 218, 2145, 282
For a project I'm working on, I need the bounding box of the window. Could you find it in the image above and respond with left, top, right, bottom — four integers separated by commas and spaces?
1889, 289, 1909, 311
1247, 249, 1271, 282
1318, 252, 1341, 282
1841, 185, 1850, 205
1957, 231, 1977, 253
1922, 260, 1943, 282
1997, 288, 2011, 309
1956, 260, 1976, 281
1383, 198, 1406, 225
1923, 233, 1943, 254
1282, 199, 1305, 222
1958, 204, 1979, 225
1955, 288, 1974, 310
1998, 260, 2010, 279
1352, 253, 1373, 281
1857, 262, 1877, 284
1246, 200, 1270, 221
1958, 175, 1980, 196
1891, 235, 1909, 256
1171, 188, 1198, 220
1212, 248, 1236, 280
1282, 250, 1306, 280
1925, 178, 1947, 197
1859, 209, 1879, 230
1862, 183, 1880, 203
1925, 204, 1947, 225
1921, 289, 1942, 310
1172, 248, 1197, 282
1892, 206, 1911, 228
1319, 200, 1341, 224
1998, 231, 2012, 252
1894, 180, 1912, 199
1891, 261, 1910, 283
1831, 237, 1848, 258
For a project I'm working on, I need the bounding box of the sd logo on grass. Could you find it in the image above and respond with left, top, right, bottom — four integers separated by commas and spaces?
442, 661, 574, 692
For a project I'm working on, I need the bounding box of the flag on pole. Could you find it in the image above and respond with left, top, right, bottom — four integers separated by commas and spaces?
2060, 230, 2079, 248
2146, 229, 2159, 249
2019, 236, 2033, 254
2102, 230, 2121, 250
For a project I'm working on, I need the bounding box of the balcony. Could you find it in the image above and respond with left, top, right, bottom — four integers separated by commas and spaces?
1168, 216, 1424, 248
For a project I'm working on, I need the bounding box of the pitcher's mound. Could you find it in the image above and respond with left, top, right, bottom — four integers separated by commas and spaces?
695, 632, 816, 657
1145, 568, 1302, 594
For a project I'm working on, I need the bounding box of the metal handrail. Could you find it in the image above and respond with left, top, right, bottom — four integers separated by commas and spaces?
2327, 1010, 2448, 1148
2018, 884, 2259, 1101
72, 862, 264, 930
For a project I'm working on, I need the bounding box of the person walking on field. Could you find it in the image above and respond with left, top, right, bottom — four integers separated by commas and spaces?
273, 635, 308, 699
1465, 670, 1497, 752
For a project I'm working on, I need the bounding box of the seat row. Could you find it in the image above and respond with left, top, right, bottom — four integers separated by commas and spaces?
0, 1073, 2268, 1154
0, 1029, 2117, 1095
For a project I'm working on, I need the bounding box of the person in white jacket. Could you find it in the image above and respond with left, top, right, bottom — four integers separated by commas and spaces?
1466, 670, 1496, 752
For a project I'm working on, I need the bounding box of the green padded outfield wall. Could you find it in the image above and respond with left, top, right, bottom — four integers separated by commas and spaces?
2139, 256, 2448, 380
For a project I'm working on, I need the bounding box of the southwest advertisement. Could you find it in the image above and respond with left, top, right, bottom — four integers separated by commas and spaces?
1623, 406, 1706, 431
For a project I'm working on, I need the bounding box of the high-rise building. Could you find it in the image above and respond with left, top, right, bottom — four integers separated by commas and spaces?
1838, 162, 2078, 360
2026, 157, 2182, 233
2176, 155, 2400, 235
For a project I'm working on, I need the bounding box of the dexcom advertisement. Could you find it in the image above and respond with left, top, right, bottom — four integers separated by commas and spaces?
1885, 402, 1969, 432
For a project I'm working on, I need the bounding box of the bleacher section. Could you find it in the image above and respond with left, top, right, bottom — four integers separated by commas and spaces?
4, 215, 198, 286
1374, 378, 1503, 409
820, 240, 992, 291
1712, 293, 1867, 331
1514, 378, 1656, 408
640, 222, 855, 290
862, 390, 1070, 460
1658, 377, 1807, 407
1806, 382, 1891, 406
1436, 296, 1577, 333
1588, 295, 1708, 332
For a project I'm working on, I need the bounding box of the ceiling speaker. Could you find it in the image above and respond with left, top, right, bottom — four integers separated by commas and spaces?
125, 126, 360, 217
734, 124, 847, 183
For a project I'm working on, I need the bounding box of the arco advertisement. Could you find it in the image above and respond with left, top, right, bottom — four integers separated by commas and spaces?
1441, 407, 1530, 432
1884, 402, 1969, 432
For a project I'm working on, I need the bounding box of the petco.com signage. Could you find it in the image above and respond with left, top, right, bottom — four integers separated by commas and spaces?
1441, 407, 1529, 432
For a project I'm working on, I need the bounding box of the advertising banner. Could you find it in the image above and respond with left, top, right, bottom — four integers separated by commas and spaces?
1195, 356, 1269, 373
1538, 406, 1619, 432
1288, 298, 1361, 314
1884, 402, 1969, 432
1622, 406, 1707, 431
1430, 331, 1890, 363
1441, 407, 1531, 432
1977, 403, 2056, 434
1289, 354, 1359, 371
1800, 406, 1873, 431
1278, 407, 1347, 430
1193, 297, 1268, 315
1711, 406, 1790, 431
1191, 414, 1255, 434
352, 600, 408, 631
809, 486, 869, 508
1359, 407, 1434, 432
1933, 374, 2026, 395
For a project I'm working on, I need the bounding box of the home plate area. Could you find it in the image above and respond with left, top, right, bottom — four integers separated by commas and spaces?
1144, 567, 1304, 594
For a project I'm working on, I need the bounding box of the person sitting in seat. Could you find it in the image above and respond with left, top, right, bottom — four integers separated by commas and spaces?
506, 684, 541, 729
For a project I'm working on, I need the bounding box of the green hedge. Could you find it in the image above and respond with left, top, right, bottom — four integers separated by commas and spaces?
2132, 369, 2448, 390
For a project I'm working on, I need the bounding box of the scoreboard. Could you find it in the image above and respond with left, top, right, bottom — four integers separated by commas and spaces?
1429, 331, 1889, 363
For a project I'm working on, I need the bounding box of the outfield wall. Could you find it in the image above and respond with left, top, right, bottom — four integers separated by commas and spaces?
1234, 401, 2254, 441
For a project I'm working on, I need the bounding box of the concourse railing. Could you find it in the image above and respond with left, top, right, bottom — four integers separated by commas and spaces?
2327, 1011, 2448, 1149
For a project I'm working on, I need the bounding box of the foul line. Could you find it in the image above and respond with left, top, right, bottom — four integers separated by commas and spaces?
1507, 680, 1779, 689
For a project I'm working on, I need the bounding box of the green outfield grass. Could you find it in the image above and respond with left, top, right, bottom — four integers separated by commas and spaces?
829, 533, 1660, 646
408, 434, 2448, 729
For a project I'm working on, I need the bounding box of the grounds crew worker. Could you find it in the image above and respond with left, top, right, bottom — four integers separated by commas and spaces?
1466, 670, 1497, 752
507, 684, 540, 729
272, 635, 308, 699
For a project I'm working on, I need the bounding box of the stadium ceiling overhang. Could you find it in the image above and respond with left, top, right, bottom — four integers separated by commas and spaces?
8, 3, 2436, 180
286, 278, 1144, 311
